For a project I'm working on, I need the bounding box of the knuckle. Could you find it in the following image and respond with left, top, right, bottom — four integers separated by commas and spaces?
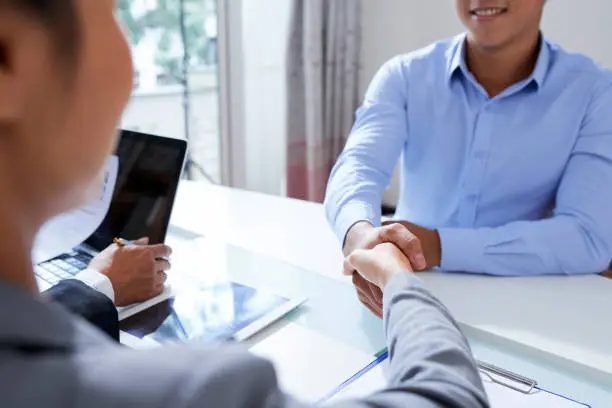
377, 229, 390, 243
389, 223, 403, 233
408, 236, 422, 249
380, 223, 402, 240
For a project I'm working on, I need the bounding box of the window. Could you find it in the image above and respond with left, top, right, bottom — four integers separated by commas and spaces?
118, 0, 221, 183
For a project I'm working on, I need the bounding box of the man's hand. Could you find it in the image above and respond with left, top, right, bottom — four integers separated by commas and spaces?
345, 243, 413, 288
88, 237, 172, 307
381, 220, 442, 270
343, 221, 441, 317
351, 273, 385, 318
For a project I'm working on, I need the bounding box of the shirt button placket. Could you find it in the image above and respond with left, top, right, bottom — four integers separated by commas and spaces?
460, 104, 494, 226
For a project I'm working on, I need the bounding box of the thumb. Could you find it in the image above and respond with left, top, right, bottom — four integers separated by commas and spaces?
133, 237, 150, 245
343, 258, 355, 276
346, 249, 370, 274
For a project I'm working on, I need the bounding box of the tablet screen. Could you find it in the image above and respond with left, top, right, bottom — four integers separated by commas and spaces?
119, 282, 289, 343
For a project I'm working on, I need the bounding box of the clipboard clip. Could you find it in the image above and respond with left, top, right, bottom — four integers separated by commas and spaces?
477, 360, 538, 395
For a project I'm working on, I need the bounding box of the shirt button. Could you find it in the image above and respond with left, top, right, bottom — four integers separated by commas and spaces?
474, 151, 486, 159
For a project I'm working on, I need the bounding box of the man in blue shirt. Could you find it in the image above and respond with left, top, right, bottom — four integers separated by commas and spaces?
326, 0, 612, 316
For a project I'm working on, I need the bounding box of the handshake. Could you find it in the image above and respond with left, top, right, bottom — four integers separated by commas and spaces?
343, 221, 442, 317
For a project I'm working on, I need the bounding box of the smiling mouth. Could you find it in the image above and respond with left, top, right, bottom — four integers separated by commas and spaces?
469, 7, 508, 17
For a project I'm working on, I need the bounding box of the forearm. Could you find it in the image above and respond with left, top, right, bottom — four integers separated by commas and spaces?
324, 57, 409, 244
43, 280, 119, 341
286, 273, 488, 408
439, 215, 611, 276
380, 273, 488, 408
324, 152, 388, 244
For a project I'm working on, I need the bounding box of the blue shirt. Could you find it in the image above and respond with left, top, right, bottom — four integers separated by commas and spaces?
325, 34, 612, 276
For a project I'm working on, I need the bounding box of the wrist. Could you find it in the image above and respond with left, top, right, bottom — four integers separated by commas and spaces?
428, 230, 442, 268
343, 221, 374, 255
378, 270, 404, 288
75, 269, 116, 303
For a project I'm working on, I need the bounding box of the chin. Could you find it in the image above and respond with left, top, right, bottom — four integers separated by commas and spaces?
469, 35, 508, 51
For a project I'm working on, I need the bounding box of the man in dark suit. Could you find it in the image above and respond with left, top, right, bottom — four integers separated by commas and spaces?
44, 238, 172, 341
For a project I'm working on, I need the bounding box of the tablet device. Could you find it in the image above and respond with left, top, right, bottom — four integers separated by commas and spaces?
119, 280, 305, 344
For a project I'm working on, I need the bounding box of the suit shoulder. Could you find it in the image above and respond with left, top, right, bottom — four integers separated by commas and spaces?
0, 344, 280, 408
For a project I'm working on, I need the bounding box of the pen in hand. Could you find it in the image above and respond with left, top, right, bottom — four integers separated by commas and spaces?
113, 237, 171, 262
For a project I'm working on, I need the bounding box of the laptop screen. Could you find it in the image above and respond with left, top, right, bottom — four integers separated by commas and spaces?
84, 130, 186, 252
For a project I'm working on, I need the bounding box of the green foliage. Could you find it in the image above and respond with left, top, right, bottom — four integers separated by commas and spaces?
117, 0, 215, 84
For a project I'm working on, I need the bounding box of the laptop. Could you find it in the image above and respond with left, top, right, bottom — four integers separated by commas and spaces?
35, 130, 187, 294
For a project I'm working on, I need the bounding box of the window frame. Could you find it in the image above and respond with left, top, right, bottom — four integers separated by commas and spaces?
217, 0, 247, 188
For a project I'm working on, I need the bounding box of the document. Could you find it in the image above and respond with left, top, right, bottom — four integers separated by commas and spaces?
249, 323, 377, 403
32, 155, 118, 263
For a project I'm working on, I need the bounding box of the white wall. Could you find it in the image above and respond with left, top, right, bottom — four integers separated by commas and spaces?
360, 1, 462, 95
241, 0, 291, 195
360, 0, 612, 206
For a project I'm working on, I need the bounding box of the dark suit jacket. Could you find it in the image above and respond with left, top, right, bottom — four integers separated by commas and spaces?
43, 280, 119, 342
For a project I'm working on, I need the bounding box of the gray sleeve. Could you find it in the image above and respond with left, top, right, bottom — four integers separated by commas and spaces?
280, 273, 490, 408
179, 273, 488, 408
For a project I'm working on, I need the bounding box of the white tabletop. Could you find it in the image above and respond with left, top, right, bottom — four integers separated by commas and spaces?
169, 181, 612, 407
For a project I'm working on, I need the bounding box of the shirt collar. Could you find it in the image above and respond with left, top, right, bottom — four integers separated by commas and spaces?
446, 33, 468, 83
446, 33, 551, 91
529, 35, 551, 89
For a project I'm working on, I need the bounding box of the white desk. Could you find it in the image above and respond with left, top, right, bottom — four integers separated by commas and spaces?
169, 181, 612, 407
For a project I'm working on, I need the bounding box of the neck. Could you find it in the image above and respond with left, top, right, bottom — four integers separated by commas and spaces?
0, 169, 39, 293
465, 31, 541, 98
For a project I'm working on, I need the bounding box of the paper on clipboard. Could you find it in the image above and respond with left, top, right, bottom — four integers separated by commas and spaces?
32, 155, 118, 264
327, 360, 589, 408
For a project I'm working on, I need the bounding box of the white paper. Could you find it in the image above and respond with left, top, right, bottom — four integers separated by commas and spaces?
249, 323, 377, 404
32, 155, 119, 264
329, 363, 587, 408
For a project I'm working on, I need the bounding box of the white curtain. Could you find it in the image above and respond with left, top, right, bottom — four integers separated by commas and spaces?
286, 0, 362, 202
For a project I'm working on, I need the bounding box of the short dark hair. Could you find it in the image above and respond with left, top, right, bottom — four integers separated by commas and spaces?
3, 0, 80, 61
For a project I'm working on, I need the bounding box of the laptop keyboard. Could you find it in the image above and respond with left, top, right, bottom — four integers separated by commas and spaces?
36, 251, 93, 285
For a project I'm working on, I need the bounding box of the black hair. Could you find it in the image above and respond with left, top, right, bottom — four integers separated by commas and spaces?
4, 0, 80, 61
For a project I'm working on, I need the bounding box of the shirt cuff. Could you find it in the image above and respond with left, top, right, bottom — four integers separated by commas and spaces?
74, 269, 115, 303
437, 228, 486, 273
334, 201, 381, 245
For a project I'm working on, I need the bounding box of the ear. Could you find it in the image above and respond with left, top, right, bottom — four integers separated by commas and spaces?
0, 35, 21, 122
0, 14, 50, 124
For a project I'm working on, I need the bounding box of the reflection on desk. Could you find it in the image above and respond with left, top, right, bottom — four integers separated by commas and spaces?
120, 281, 289, 344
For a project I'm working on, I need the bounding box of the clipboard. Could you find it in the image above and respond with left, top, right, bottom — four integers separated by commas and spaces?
322, 352, 591, 408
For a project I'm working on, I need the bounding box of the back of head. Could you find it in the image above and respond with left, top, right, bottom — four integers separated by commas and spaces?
0, 0, 133, 285
0, 0, 134, 221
